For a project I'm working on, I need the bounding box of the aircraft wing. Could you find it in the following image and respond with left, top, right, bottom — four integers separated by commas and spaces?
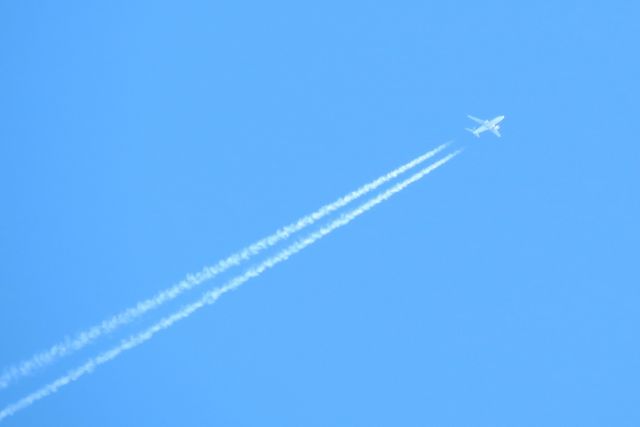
491, 127, 501, 137
467, 115, 485, 125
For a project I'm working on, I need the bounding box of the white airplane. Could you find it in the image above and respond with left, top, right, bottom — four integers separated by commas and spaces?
466, 115, 505, 138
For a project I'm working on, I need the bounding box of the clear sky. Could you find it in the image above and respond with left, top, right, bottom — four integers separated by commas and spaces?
1, 1, 639, 426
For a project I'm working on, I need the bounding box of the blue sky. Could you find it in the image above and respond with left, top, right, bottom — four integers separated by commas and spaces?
1, 1, 639, 425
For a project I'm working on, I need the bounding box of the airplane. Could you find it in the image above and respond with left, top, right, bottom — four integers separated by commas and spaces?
466, 115, 505, 138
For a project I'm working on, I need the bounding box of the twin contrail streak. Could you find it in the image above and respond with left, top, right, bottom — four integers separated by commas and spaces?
0, 149, 461, 422
0, 143, 450, 391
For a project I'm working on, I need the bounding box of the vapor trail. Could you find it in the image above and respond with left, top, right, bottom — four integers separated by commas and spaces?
0, 149, 461, 422
0, 143, 449, 391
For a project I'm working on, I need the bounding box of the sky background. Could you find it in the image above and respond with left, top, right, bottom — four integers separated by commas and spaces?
1, 1, 639, 426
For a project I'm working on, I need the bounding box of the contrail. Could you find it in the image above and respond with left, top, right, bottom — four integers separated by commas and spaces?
0, 143, 449, 390
0, 149, 461, 422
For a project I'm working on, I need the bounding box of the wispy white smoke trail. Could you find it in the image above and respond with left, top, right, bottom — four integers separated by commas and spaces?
0, 150, 461, 422
0, 143, 450, 391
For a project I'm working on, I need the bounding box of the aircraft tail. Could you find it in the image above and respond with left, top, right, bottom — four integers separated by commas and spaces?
465, 128, 479, 137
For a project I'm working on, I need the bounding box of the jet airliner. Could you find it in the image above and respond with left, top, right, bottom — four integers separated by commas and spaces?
466, 115, 505, 138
